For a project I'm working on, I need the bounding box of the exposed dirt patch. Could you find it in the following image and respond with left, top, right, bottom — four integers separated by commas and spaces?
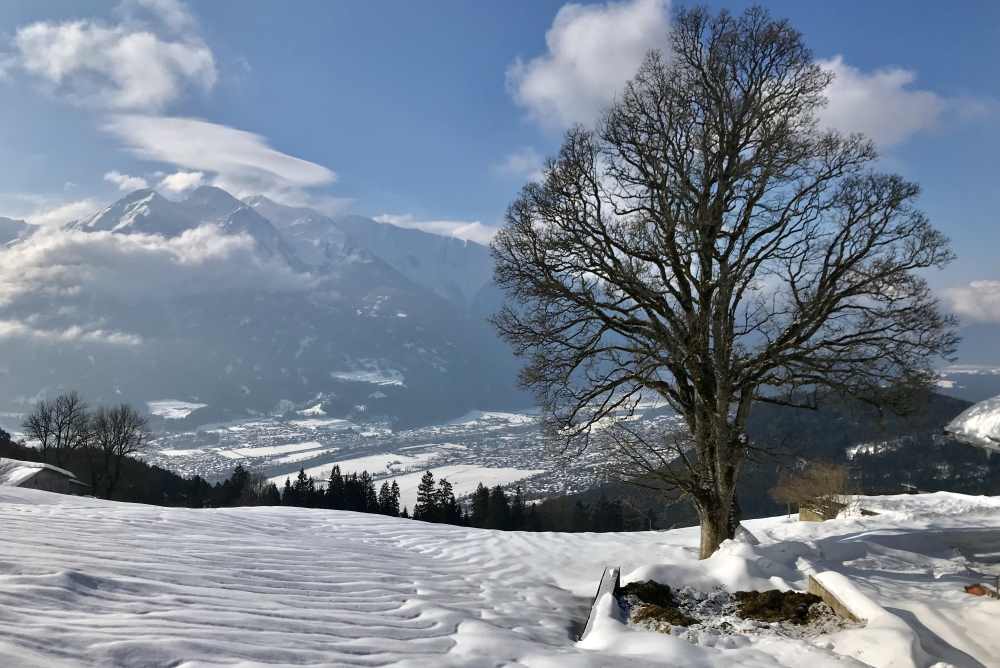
734, 589, 822, 624
619, 579, 699, 630
632, 602, 699, 628
619, 580, 679, 608
618, 580, 861, 643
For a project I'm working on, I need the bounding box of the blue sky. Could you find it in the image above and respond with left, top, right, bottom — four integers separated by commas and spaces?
1, 0, 999, 318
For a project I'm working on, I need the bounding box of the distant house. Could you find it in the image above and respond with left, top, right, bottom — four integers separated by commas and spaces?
0, 458, 90, 495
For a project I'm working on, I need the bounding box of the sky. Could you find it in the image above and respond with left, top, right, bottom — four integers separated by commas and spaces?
1, 0, 999, 322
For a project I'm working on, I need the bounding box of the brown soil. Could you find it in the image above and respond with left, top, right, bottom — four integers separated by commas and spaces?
632, 602, 699, 627
619, 580, 677, 608
619, 580, 699, 627
733, 589, 822, 625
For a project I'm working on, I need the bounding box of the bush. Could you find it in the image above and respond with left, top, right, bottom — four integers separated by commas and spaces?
769, 461, 851, 517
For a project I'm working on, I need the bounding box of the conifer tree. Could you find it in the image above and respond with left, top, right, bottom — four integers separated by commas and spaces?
389, 481, 401, 517
360, 471, 378, 512
264, 482, 281, 506
436, 478, 460, 524
344, 473, 361, 511
510, 486, 525, 530
326, 465, 344, 510
305, 475, 318, 508
470, 483, 490, 527
487, 486, 510, 529
378, 481, 392, 515
292, 468, 311, 507
414, 470, 437, 521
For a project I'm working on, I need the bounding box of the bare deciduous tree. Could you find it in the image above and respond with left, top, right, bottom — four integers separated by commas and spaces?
23, 392, 91, 467
91, 404, 148, 498
21, 399, 55, 462
491, 7, 957, 557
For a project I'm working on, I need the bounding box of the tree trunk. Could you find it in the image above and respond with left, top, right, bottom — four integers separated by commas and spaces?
697, 500, 733, 559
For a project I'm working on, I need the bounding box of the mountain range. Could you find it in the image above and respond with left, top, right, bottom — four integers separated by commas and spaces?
0, 186, 524, 428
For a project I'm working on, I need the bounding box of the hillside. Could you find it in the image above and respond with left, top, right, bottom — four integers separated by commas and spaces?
0, 487, 997, 666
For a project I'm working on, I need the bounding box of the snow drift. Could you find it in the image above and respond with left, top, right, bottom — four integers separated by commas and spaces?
0, 488, 997, 666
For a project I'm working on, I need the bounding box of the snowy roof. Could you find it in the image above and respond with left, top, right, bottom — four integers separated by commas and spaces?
0, 458, 81, 487
945, 395, 1000, 452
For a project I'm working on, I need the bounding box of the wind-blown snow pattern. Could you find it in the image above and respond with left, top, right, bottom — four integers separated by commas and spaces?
0, 489, 998, 666
946, 394, 1000, 452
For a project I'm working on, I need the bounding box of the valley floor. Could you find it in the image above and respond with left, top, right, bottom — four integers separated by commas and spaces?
0, 488, 997, 667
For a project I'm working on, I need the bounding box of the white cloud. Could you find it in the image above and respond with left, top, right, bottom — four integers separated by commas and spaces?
0, 226, 309, 305
104, 115, 336, 203
104, 170, 149, 191
495, 147, 545, 182
27, 198, 102, 228
117, 0, 198, 35
158, 170, 204, 193
0, 225, 312, 348
374, 214, 497, 245
11, 0, 215, 111
507, 0, 670, 130
818, 56, 947, 147
0, 319, 141, 346
944, 281, 1000, 323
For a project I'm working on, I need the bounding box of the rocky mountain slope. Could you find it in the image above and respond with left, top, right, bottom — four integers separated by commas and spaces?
0, 187, 522, 427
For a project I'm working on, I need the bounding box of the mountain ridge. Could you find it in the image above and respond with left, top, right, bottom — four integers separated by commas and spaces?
0, 186, 523, 428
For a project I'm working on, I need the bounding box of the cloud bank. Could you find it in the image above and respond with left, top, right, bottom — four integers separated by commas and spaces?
0, 225, 311, 346
27, 198, 105, 228
374, 214, 497, 245
944, 281, 1000, 324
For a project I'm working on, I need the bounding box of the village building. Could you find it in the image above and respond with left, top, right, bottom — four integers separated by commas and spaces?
0, 458, 90, 495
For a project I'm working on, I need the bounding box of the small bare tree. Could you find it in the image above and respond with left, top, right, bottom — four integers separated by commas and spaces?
492, 7, 957, 557
23, 392, 91, 467
90, 404, 148, 498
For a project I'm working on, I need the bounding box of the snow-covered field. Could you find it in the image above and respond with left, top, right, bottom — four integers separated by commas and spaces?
389, 464, 547, 510
267, 452, 544, 509
0, 489, 997, 667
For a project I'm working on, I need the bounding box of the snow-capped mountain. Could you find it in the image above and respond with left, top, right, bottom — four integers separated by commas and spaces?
77, 187, 299, 264
0, 217, 34, 246
246, 196, 495, 308
76, 188, 192, 236
0, 187, 522, 428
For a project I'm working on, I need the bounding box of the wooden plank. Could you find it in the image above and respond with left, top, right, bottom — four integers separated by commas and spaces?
580, 566, 621, 641
808, 574, 863, 622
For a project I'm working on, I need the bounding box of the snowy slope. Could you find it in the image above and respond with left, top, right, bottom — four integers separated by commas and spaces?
946, 394, 1000, 452
1, 489, 998, 666
246, 195, 495, 308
